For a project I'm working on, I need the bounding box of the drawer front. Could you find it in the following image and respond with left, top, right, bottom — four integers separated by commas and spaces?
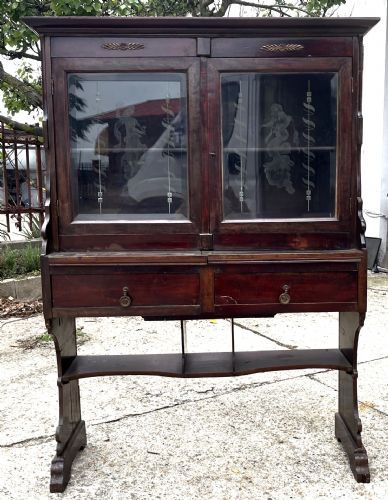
211, 37, 353, 58
214, 265, 358, 312
52, 273, 199, 309
51, 37, 197, 58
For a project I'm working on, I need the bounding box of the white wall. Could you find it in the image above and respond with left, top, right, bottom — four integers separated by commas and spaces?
337, 1, 388, 263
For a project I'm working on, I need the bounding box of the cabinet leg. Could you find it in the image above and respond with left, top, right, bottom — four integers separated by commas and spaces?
335, 312, 369, 483
48, 318, 87, 493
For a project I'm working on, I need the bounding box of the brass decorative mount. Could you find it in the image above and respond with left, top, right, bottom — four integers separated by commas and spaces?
102, 42, 145, 51
261, 43, 304, 52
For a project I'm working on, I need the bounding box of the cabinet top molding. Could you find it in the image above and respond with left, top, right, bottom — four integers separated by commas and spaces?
23, 16, 379, 37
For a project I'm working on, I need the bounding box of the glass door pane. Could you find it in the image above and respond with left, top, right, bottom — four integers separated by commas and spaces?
68, 73, 188, 221
221, 73, 337, 220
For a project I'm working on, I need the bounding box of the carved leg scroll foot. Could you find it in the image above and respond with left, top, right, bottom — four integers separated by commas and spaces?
50, 420, 87, 493
335, 412, 370, 483
336, 312, 370, 483
49, 318, 86, 492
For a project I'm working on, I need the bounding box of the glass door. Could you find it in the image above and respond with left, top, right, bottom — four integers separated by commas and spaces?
68, 72, 189, 221
52, 58, 202, 251
207, 58, 353, 250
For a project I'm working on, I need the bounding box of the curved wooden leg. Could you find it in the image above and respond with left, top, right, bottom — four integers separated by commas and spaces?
335, 312, 370, 483
50, 420, 87, 493
48, 318, 87, 493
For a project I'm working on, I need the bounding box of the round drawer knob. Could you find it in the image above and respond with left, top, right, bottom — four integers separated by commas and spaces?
119, 287, 132, 308
279, 285, 291, 305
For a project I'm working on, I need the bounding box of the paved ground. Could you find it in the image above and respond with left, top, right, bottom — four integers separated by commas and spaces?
1, 273, 388, 499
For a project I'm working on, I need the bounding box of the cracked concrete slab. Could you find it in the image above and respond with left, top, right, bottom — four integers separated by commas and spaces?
312, 357, 388, 416
1, 272, 388, 498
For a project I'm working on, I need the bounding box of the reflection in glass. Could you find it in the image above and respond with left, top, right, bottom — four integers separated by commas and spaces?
68, 73, 188, 220
221, 73, 338, 220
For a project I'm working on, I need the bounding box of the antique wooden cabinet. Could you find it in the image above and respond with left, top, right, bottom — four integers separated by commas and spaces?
24, 16, 378, 492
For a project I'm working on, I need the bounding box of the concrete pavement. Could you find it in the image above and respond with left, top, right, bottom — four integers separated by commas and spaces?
1, 273, 387, 499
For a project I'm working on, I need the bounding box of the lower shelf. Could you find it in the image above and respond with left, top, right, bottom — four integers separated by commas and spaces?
61, 349, 352, 382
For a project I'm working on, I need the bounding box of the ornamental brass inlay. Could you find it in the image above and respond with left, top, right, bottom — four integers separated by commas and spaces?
261, 43, 304, 52
102, 42, 145, 51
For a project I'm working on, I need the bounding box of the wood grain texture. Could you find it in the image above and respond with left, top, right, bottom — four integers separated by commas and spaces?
211, 37, 353, 58
214, 271, 358, 306
48, 318, 87, 493
336, 312, 369, 483
335, 413, 370, 483
23, 16, 379, 37
60, 350, 352, 381
51, 37, 196, 57
51, 272, 200, 308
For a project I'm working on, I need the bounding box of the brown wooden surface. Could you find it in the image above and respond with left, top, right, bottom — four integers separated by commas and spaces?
213, 232, 351, 250
335, 312, 370, 482
214, 271, 358, 305
52, 272, 200, 308
42, 36, 59, 252
23, 16, 379, 37
211, 37, 353, 58
51, 37, 197, 57
51, 305, 201, 318
206, 249, 364, 262
44, 251, 364, 317
60, 349, 352, 381
47, 251, 206, 265
48, 318, 87, 493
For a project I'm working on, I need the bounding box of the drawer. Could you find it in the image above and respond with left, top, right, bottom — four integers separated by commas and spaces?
214, 264, 359, 312
211, 37, 353, 58
51, 272, 200, 309
51, 37, 197, 58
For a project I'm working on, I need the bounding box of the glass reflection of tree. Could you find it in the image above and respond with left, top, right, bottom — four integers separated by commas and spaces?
68, 75, 98, 142
68, 75, 102, 213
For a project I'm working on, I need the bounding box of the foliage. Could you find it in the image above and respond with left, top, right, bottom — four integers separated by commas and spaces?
0, 221, 11, 241
0, 243, 40, 279
0, 0, 346, 134
137, 0, 346, 17
38, 326, 87, 344
0, 0, 140, 127
21, 214, 42, 240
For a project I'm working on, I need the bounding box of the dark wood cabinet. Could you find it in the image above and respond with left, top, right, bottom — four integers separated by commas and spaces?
24, 16, 378, 492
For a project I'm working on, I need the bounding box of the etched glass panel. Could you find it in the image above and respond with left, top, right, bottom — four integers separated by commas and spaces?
68, 73, 188, 221
221, 73, 338, 220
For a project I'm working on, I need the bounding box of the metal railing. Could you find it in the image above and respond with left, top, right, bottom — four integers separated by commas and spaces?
0, 122, 45, 234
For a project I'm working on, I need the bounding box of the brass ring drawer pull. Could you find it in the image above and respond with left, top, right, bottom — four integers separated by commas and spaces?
119, 287, 132, 308
279, 285, 291, 305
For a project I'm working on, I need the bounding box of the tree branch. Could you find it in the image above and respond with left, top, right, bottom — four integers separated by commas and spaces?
199, 0, 214, 15
0, 47, 41, 61
0, 114, 42, 136
214, 1, 310, 17
0, 61, 42, 109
